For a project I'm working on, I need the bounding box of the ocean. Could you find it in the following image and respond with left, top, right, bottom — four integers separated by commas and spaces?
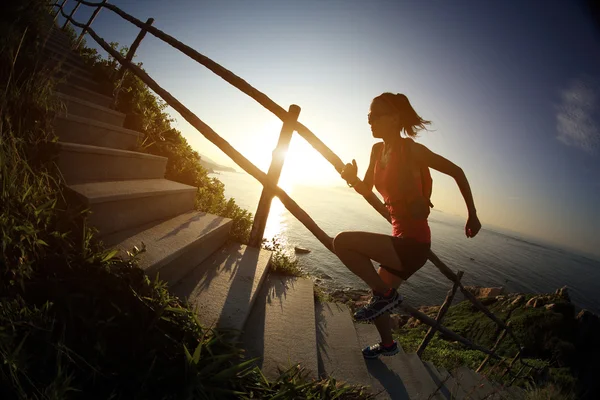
211, 171, 600, 315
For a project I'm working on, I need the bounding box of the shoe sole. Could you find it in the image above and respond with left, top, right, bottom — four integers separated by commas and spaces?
363, 347, 400, 359
354, 296, 404, 322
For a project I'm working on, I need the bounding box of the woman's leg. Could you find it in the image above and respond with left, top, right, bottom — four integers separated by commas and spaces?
374, 267, 405, 345
332, 231, 404, 294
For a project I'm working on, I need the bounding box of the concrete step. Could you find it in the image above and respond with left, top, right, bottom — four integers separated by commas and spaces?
423, 361, 454, 400
47, 36, 71, 51
354, 323, 445, 400
43, 43, 86, 68
504, 386, 525, 400
67, 178, 196, 236
172, 242, 271, 332
49, 30, 71, 45
56, 142, 167, 184
45, 34, 70, 49
49, 57, 95, 81
354, 322, 408, 399
103, 211, 233, 286
56, 69, 101, 93
437, 367, 469, 399
316, 302, 371, 388
54, 114, 142, 151
453, 366, 488, 400
464, 369, 496, 399
57, 92, 124, 127
242, 274, 318, 380
56, 83, 113, 108
471, 370, 498, 399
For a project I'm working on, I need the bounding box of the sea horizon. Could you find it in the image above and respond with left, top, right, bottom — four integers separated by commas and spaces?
211, 170, 600, 315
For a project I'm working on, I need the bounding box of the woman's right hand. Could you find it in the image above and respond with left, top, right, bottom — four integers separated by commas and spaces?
341, 159, 358, 183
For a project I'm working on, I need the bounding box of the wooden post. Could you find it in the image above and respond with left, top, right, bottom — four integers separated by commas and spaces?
509, 365, 526, 386
417, 270, 464, 356
248, 105, 301, 248
74, 0, 106, 49
400, 303, 501, 359
112, 18, 154, 104
54, 0, 68, 22
500, 349, 521, 379
62, 0, 81, 30
476, 322, 510, 373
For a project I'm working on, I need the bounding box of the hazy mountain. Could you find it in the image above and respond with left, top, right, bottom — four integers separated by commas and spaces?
197, 154, 237, 173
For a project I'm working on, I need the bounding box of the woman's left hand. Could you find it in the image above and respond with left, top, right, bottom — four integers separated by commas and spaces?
465, 214, 481, 238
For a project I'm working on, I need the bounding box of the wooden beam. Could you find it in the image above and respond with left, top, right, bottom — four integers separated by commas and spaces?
54, 0, 68, 22
477, 322, 510, 373
114, 17, 154, 82
74, 0, 106, 49
248, 105, 301, 248
62, 0, 81, 30
400, 303, 500, 359
417, 270, 464, 356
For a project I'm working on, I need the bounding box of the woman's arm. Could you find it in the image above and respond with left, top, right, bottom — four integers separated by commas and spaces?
413, 143, 481, 237
341, 143, 382, 196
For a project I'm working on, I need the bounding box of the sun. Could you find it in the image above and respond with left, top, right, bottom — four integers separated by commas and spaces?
243, 117, 341, 189
279, 135, 339, 187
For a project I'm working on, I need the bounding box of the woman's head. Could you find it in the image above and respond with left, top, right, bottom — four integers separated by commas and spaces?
368, 92, 430, 139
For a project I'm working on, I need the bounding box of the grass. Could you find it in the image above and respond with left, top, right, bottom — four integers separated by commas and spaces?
261, 236, 306, 277
394, 296, 584, 396
0, 2, 371, 398
394, 326, 487, 373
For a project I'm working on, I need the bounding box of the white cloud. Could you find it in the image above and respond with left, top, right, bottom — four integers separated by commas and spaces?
556, 77, 600, 155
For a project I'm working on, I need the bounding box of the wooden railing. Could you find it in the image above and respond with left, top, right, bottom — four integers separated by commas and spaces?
50, 0, 542, 385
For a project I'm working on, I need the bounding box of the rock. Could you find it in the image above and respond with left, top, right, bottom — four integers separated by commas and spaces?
417, 305, 441, 316
405, 317, 422, 328
576, 310, 600, 344
480, 287, 505, 298
294, 246, 311, 254
464, 286, 505, 299
525, 296, 538, 308
511, 295, 525, 306
390, 314, 409, 330
555, 286, 570, 302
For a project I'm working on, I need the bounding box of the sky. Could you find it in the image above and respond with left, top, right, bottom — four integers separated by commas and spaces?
58, 0, 600, 258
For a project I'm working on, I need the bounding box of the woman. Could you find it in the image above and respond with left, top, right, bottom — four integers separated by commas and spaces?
335, 92, 481, 359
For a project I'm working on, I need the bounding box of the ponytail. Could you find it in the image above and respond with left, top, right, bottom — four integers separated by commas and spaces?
378, 92, 431, 138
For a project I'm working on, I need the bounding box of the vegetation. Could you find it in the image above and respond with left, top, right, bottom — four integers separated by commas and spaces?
261, 236, 306, 277
394, 291, 590, 398
0, 2, 369, 398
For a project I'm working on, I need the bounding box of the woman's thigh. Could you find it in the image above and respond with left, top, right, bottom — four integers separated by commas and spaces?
334, 231, 403, 269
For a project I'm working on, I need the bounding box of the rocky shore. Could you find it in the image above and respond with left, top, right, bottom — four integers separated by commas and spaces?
322, 283, 600, 398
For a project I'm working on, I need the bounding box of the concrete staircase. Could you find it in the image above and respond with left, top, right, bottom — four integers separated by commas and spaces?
46, 27, 526, 400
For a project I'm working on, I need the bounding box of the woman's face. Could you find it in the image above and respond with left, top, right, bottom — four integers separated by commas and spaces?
368, 98, 399, 139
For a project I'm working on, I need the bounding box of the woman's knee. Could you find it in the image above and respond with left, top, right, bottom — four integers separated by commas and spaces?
333, 231, 353, 253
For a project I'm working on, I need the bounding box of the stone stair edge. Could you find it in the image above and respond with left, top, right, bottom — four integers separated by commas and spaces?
54, 114, 143, 138
57, 141, 165, 160
172, 241, 271, 332
57, 82, 112, 101
56, 92, 122, 116
68, 179, 197, 204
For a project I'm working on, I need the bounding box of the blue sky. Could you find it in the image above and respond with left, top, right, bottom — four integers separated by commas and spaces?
59, 1, 600, 258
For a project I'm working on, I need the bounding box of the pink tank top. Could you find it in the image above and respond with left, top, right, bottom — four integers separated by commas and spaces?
373, 140, 431, 243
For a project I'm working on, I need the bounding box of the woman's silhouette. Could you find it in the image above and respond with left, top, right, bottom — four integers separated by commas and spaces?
335, 92, 481, 358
